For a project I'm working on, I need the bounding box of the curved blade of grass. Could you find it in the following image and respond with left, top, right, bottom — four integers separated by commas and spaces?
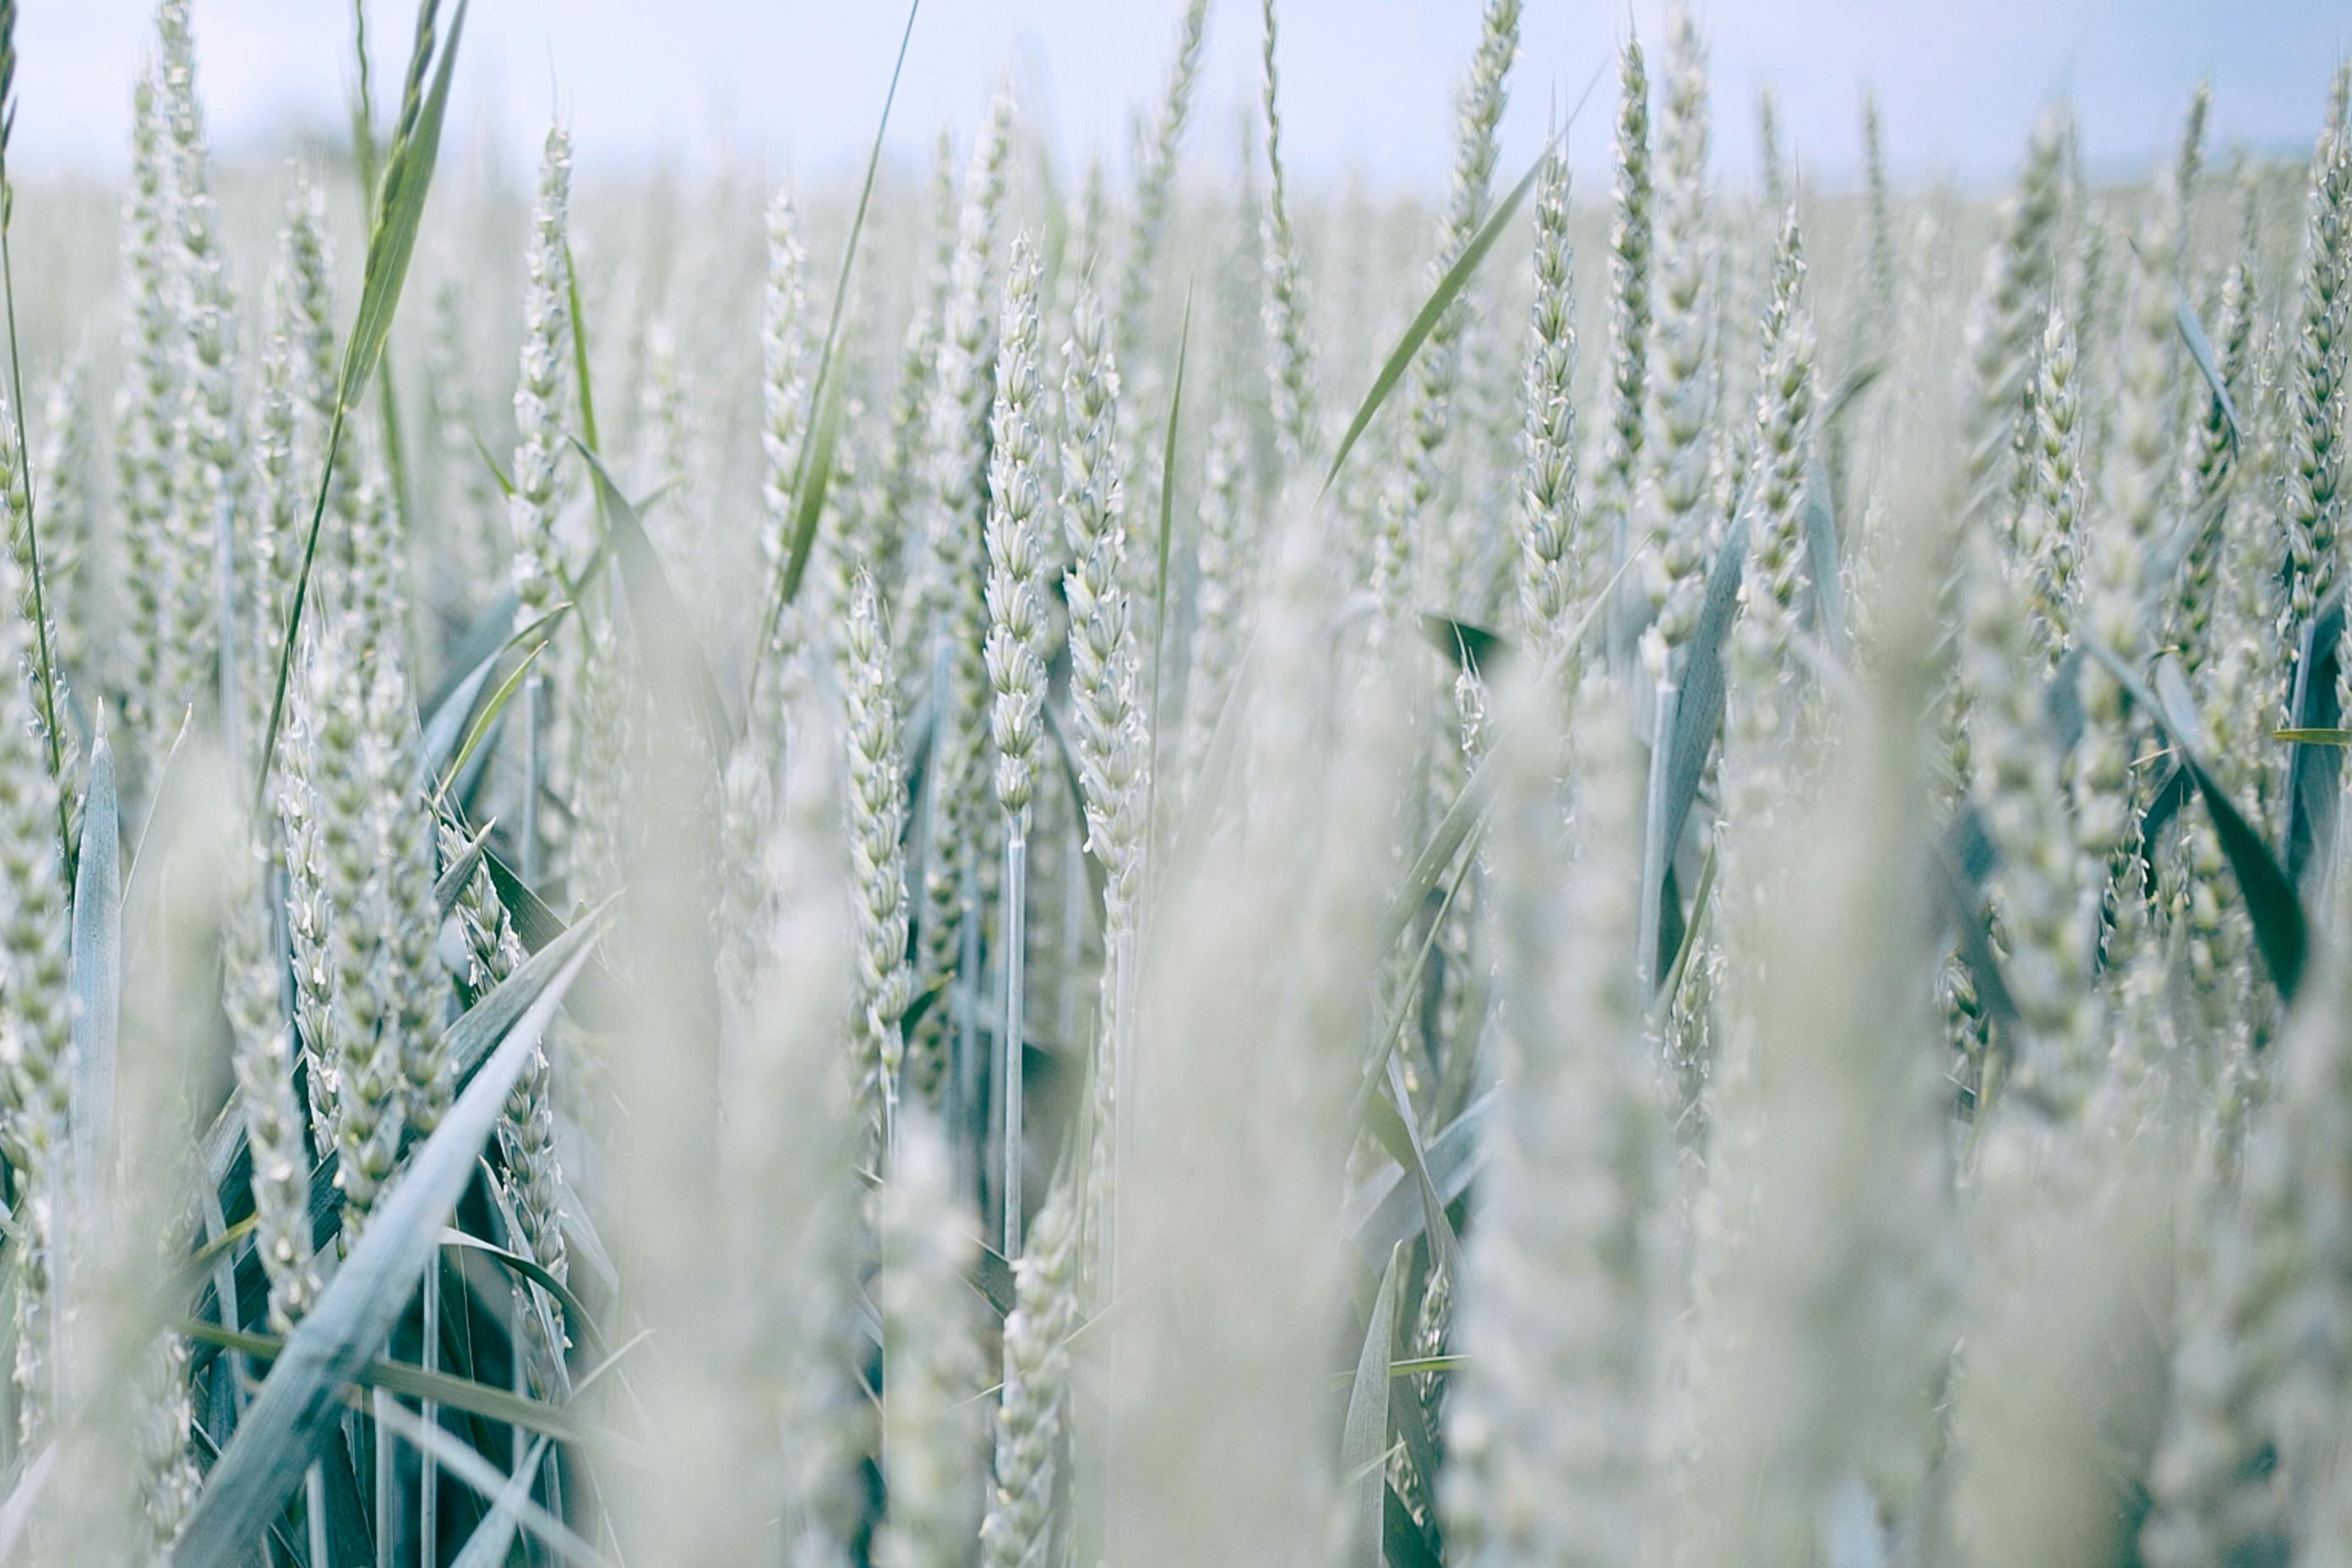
1384, 1484, 1446, 1568
2284, 591, 2343, 885
2082, 634, 2307, 1001
1347, 1089, 1493, 1263
563, 237, 601, 454
0, 1446, 52, 1561
172, 917, 606, 1566
1931, 826, 2020, 1031
178, 1320, 595, 1447
433, 817, 494, 920
432, 640, 547, 808
1375, 1050, 1464, 1286
1801, 456, 1846, 655
1322, 146, 1546, 497
1375, 551, 1636, 953
1662, 520, 1747, 879
471, 427, 515, 496
1418, 612, 1510, 679
1342, 1244, 1404, 1568
1380, 754, 1499, 951
750, 351, 850, 706
1642, 519, 1747, 989
437, 1228, 596, 1343
375, 1397, 613, 1567
423, 589, 521, 721
1821, 361, 1886, 433
2278, 727, 2352, 744
482, 843, 572, 956
421, 604, 565, 792
68, 732, 119, 1207
441, 901, 612, 1085
572, 438, 733, 753
1652, 839, 1718, 1022
2175, 288, 2240, 447
449, 1433, 553, 1568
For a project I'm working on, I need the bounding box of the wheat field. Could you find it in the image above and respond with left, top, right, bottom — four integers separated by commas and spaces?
0, 0, 2344, 1564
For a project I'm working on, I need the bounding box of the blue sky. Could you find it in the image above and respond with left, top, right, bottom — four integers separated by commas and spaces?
15, 2, 2348, 193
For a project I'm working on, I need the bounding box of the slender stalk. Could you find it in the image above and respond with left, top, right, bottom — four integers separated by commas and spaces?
374, 1385, 394, 1568
253, 396, 351, 808
0, 217, 68, 873
421, 1254, 438, 1559
1003, 826, 1026, 1255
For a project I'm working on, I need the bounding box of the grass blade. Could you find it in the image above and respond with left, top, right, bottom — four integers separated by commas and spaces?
432, 638, 547, 807
178, 1321, 597, 1448
1418, 613, 1510, 680
2174, 287, 2240, 448
1321, 146, 1545, 496
1641, 519, 1747, 988
2082, 635, 2308, 1002
1342, 1244, 1404, 1568
2283, 591, 2343, 885
572, 438, 734, 754
172, 912, 607, 1565
337, 0, 470, 409
68, 732, 119, 1204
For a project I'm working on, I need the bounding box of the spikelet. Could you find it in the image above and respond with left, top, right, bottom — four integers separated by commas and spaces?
1592, 41, 1652, 593
425, 278, 504, 597
1373, 0, 1522, 618
876, 140, 958, 616
1681, 505, 1952, 1568
223, 822, 320, 1334
1515, 142, 1580, 654
1960, 107, 2068, 517
115, 61, 179, 760
1258, 0, 1318, 471
984, 235, 1050, 827
0, 388, 67, 805
1442, 667, 1658, 1568
1115, 0, 1211, 361
720, 698, 866, 1568
2068, 114, 2187, 1015
909, 87, 1014, 1108
1636, 4, 1716, 683
156, 0, 236, 732
2283, 127, 2349, 696
759, 188, 815, 595
1057, 275, 1150, 1282
1856, 90, 1898, 364
0, 520, 71, 1440
1959, 523, 2098, 1108
2016, 308, 2085, 657
279, 603, 404, 1234
979, 1175, 1081, 1568
32, 366, 89, 687
509, 123, 575, 637
875, 1113, 986, 1568
1183, 410, 1253, 793
1720, 206, 1817, 841
2173, 249, 2255, 672
843, 574, 914, 1147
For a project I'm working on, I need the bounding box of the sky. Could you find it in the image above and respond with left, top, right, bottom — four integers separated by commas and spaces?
13, 2, 2349, 196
